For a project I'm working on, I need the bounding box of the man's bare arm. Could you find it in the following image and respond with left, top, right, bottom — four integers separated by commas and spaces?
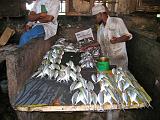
28, 11, 40, 22
38, 13, 54, 23
110, 35, 130, 44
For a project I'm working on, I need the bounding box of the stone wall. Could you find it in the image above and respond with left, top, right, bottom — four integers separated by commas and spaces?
123, 14, 160, 113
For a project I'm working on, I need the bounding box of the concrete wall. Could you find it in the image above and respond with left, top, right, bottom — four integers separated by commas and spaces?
123, 14, 160, 113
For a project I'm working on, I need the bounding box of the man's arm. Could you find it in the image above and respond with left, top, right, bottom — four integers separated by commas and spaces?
110, 35, 130, 44
28, 11, 54, 23
110, 18, 132, 44
28, 11, 40, 22
38, 13, 54, 23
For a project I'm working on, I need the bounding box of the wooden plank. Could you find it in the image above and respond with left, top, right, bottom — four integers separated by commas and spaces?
15, 103, 146, 112
0, 27, 15, 46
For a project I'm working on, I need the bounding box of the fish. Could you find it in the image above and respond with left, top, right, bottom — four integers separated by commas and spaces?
97, 91, 104, 106
80, 87, 88, 103
107, 87, 119, 104
112, 68, 116, 74
91, 91, 98, 105
123, 81, 130, 91
91, 74, 97, 83
118, 80, 123, 92
48, 69, 55, 79
122, 91, 129, 106
70, 70, 77, 81
97, 74, 106, 82
31, 70, 41, 78
70, 81, 77, 91
54, 70, 59, 79
54, 64, 60, 70
87, 81, 94, 91
56, 58, 62, 64
74, 82, 83, 90
71, 91, 79, 105
49, 63, 56, 70
76, 91, 87, 105
104, 92, 113, 107
79, 77, 87, 88
127, 88, 140, 106
76, 66, 81, 73
87, 91, 92, 105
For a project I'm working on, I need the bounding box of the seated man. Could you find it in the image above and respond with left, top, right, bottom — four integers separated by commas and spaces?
19, 0, 60, 47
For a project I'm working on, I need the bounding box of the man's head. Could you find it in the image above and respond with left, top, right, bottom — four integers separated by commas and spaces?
92, 4, 109, 25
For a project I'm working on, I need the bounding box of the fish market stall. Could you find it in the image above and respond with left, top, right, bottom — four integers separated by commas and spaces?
13, 38, 152, 112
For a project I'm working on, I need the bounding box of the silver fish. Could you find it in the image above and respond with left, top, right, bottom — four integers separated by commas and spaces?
71, 91, 79, 105
48, 69, 55, 79
80, 88, 88, 103
122, 91, 129, 106
91, 91, 98, 105
104, 92, 113, 107
97, 74, 106, 82
70, 81, 77, 91
54, 64, 60, 70
31, 71, 40, 78
97, 91, 104, 105
87, 81, 94, 91
127, 89, 139, 106
49, 63, 56, 70
76, 66, 81, 73
87, 91, 92, 105
74, 82, 83, 90
70, 70, 77, 81
79, 77, 87, 88
123, 81, 130, 91
91, 74, 97, 83
76, 91, 86, 105
118, 80, 123, 92
54, 70, 59, 79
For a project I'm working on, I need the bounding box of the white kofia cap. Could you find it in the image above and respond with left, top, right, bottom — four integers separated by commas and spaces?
92, 4, 106, 15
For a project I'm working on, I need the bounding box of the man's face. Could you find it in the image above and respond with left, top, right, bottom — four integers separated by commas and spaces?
95, 13, 103, 25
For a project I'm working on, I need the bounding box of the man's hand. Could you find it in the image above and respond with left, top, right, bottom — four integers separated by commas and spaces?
110, 37, 118, 44
110, 35, 130, 44
39, 13, 47, 18
24, 24, 32, 31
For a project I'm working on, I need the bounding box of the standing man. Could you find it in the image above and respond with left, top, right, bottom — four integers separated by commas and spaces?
19, 0, 60, 47
92, 4, 132, 70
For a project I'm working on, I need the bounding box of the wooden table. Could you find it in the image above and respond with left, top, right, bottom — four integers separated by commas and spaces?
14, 68, 147, 112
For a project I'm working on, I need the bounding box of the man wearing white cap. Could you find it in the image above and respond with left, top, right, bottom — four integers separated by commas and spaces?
92, 4, 132, 70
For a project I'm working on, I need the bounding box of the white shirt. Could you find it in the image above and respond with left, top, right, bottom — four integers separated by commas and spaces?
97, 16, 132, 70
28, 0, 60, 40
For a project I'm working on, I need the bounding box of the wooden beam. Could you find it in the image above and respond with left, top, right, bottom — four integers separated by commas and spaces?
15, 103, 146, 112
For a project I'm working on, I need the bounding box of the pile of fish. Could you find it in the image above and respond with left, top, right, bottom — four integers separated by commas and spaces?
31, 38, 151, 109
31, 45, 63, 80
70, 75, 97, 106
79, 51, 95, 68
55, 38, 79, 52
90, 67, 152, 109
31, 38, 80, 82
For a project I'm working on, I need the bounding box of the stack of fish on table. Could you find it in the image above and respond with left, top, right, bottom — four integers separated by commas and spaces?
31, 38, 80, 82
31, 38, 151, 110
90, 67, 152, 109
79, 47, 100, 68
